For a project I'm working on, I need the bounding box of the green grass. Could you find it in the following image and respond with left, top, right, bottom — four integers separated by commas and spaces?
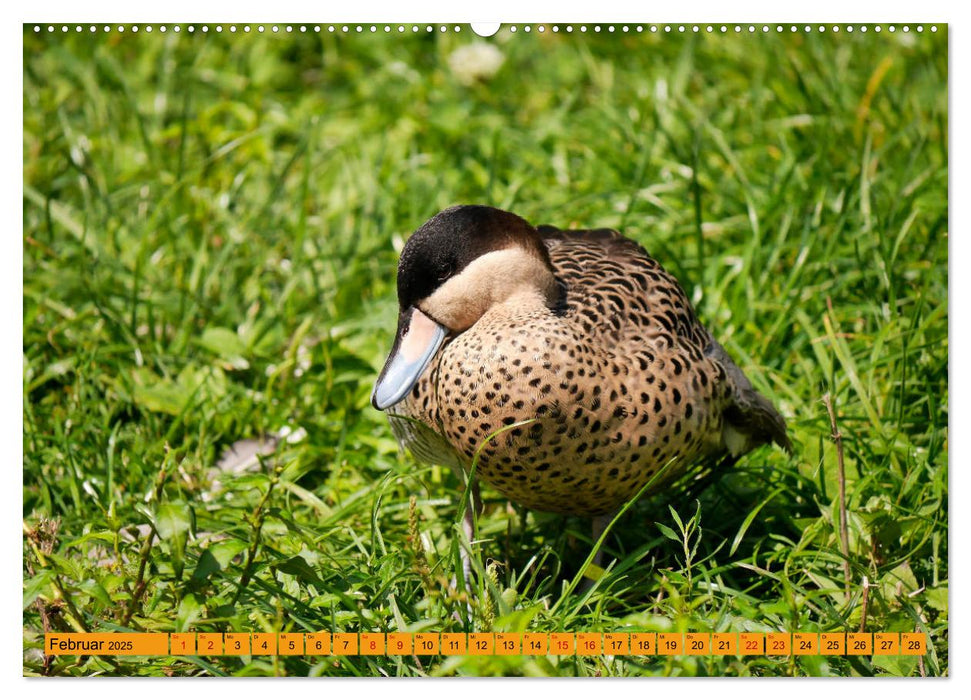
23, 24, 947, 677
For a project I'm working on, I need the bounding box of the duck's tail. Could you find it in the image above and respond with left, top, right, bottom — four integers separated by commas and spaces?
705, 338, 793, 457
722, 387, 793, 456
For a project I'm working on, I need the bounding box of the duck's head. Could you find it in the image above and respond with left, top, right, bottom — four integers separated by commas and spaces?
371, 205, 559, 410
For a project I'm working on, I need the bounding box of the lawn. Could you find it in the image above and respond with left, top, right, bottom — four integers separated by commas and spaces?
23, 24, 947, 677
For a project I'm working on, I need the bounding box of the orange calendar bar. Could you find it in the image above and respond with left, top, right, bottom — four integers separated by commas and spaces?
224, 633, 250, 655
197, 633, 223, 656
740, 633, 764, 655
821, 633, 846, 655
630, 633, 656, 655
440, 633, 467, 655
413, 633, 439, 655
657, 633, 683, 655
873, 632, 899, 655
550, 632, 576, 655
523, 632, 548, 655
847, 633, 872, 655
170, 633, 196, 656
45, 630, 930, 658
360, 633, 386, 655
603, 633, 630, 655
576, 633, 602, 656
332, 633, 358, 655
793, 633, 818, 655
251, 633, 277, 655
305, 632, 331, 655
45, 633, 168, 656
468, 633, 494, 655
495, 632, 521, 655
901, 633, 927, 655
712, 633, 737, 655
278, 633, 304, 655
685, 633, 709, 655
767, 633, 791, 656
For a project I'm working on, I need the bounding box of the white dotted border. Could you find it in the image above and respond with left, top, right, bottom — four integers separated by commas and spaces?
31, 24, 939, 35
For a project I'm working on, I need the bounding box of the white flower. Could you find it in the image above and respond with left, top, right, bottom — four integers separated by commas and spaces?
447, 42, 504, 85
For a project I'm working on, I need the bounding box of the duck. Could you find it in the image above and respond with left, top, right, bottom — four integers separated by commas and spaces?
371, 205, 791, 571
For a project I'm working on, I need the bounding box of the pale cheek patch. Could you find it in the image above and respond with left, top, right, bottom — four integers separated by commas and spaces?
421, 248, 557, 331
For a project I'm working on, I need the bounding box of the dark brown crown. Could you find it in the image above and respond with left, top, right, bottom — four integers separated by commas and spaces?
396, 205, 552, 310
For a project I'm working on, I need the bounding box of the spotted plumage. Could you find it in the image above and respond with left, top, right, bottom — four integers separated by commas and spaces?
373, 205, 790, 518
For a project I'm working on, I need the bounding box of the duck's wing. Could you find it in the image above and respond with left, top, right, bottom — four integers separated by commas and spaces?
538, 224, 709, 347
537, 224, 648, 258
538, 224, 791, 457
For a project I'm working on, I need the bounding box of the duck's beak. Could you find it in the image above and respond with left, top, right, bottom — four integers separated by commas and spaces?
371, 306, 448, 411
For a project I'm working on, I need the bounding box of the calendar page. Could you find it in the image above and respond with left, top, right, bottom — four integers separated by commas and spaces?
22, 14, 948, 679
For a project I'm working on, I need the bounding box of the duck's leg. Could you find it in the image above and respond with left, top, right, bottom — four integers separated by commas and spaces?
579, 510, 617, 592
590, 512, 614, 567
459, 479, 482, 585
450, 480, 481, 624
